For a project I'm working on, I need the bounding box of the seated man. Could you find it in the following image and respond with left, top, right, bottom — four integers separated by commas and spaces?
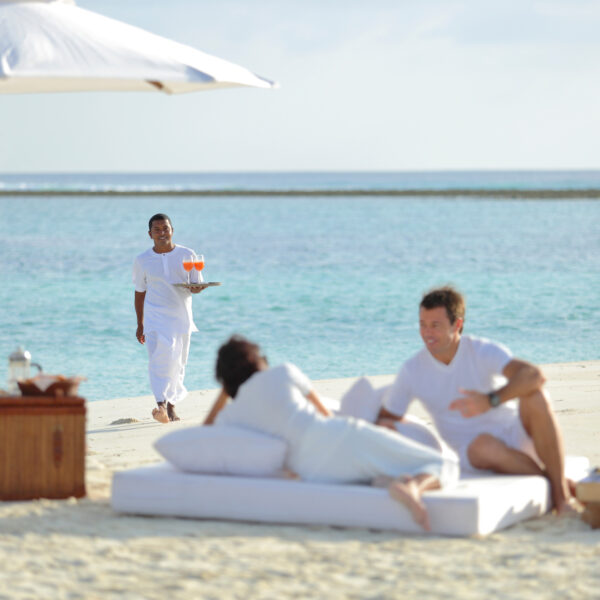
377, 285, 574, 514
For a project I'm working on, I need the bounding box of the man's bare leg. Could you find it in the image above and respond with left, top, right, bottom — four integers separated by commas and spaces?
519, 389, 572, 514
468, 390, 572, 514
152, 402, 169, 424
467, 433, 544, 475
387, 474, 440, 531
468, 433, 578, 516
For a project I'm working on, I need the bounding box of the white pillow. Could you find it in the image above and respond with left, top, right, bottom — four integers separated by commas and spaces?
154, 425, 288, 476
338, 378, 389, 423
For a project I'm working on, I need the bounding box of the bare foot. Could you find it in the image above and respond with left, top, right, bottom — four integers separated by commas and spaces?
167, 402, 180, 422
388, 477, 431, 531
554, 496, 584, 517
152, 403, 169, 424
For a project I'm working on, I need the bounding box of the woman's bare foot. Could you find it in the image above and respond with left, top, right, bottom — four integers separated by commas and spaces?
152, 403, 169, 424
388, 477, 431, 531
167, 402, 180, 422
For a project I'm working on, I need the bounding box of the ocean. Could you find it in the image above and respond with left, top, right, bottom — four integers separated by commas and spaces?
1, 171, 598, 401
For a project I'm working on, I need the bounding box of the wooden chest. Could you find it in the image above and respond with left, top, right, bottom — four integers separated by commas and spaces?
0, 396, 86, 500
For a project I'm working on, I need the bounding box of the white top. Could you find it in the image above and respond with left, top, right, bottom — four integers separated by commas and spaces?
216, 363, 318, 446
132, 244, 202, 335
383, 335, 516, 452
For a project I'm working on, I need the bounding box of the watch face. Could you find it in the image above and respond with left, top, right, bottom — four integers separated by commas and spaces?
489, 393, 501, 407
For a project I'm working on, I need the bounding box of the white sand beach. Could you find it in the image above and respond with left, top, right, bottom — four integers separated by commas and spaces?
1, 361, 599, 599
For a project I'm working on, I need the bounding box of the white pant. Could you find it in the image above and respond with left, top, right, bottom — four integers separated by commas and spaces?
146, 331, 190, 405
288, 416, 459, 488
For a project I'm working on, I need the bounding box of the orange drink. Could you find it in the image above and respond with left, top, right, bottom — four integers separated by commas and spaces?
194, 258, 205, 271
182, 257, 194, 283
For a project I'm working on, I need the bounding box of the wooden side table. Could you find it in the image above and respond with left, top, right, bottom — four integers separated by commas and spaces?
0, 396, 86, 500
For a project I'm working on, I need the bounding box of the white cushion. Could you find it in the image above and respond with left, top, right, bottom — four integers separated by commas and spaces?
154, 425, 288, 476
337, 377, 386, 423
111, 456, 591, 536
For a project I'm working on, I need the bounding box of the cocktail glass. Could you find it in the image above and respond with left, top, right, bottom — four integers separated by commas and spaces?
182, 255, 194, 284
194, 254, 205, 274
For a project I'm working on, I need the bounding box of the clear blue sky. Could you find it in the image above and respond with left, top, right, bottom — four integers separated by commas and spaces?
2, 0, 600, 172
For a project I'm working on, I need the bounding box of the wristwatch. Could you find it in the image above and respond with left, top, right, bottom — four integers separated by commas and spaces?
488, 391, 501, 408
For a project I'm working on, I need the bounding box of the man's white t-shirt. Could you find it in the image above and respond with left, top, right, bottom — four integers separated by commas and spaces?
383, 335, 517, 453
132, 245, 201, 336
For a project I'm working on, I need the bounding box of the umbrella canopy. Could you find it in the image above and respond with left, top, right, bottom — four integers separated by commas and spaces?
0, 0, 276, 94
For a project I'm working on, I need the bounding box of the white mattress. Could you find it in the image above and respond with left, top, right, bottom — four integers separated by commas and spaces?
111, 456, 589, 537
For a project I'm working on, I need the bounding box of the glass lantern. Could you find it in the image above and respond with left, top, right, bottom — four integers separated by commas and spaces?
7, 347, 43, 394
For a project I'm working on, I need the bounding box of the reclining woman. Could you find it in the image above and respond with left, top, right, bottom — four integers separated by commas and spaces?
204, 335, 459, 531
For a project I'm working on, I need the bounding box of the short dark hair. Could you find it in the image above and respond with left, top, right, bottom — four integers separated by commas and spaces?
215, 335, 267, 398
148, 213, 172, 231
420, 285, 466, 333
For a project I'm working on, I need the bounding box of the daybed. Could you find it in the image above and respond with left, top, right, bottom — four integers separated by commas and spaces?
111, 379, 589, 536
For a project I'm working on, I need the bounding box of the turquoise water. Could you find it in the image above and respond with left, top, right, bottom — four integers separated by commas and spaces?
1, 172, 599, 401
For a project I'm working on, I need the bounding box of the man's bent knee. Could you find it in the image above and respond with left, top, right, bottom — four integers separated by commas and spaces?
467, 433, 505, 470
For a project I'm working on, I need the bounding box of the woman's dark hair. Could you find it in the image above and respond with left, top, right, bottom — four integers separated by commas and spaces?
215, 335, 266, 398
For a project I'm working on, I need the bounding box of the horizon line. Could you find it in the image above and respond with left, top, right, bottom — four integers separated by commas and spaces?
3, 168, 600, 176
3, 188, 600, 198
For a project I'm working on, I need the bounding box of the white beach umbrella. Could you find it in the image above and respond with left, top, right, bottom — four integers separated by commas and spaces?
0, 0, 276, 94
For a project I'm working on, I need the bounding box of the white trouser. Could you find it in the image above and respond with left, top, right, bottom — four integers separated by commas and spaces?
146, 331, 191, 405
288, 416, 459, 488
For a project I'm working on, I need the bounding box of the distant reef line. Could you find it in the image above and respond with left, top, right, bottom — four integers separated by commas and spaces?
2, 188, 600, 198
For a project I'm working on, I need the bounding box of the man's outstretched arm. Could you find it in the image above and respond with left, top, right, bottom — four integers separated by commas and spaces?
450, 359, 546, 417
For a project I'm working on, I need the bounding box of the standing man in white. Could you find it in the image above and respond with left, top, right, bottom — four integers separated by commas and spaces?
133, 213, 203, 423
378, 285, 574, 514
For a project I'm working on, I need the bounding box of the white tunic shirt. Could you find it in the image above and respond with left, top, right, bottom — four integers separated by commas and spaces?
133, 245, 202, 336
216, 363, 316, 446
383, 335, 516, 453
